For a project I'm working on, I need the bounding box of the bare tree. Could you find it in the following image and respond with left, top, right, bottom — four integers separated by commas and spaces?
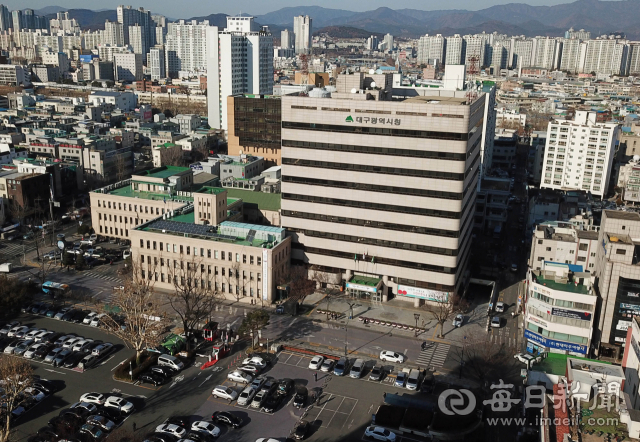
280, 266, 315, 304
161, 144, 185, 167
223, 261, 243, 303
0, 356, 34, 442
450, 336, 520, 385
114, 153, 128, 182
101, 262, 168, 363
238, 310, 270, 349
309, 268, 342, 319
422, 294, 468, 339
166, 253, 222, 349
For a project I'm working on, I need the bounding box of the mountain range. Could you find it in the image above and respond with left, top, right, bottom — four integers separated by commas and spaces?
35, 0, 640, 39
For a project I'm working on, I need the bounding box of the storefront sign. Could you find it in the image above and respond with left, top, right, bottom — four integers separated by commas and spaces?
346, 282, 377, 293
262, 249, 268, 301
527, 315, 548, 328
524, 329, 587, 354
397, 285, 449, 302
629, 292, 640, 298
619, 302, 640, 317
616, 320, 633, 331
551, 307, 592, 321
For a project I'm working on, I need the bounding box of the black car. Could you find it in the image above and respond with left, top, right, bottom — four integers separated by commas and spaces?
260, 379, 277, 394
60, 408, 91, 420
22, 303, 39, 313
95, 407, 122, 424
292, 420, 309, 440
139, 373, 165, 386
49, 414, 82, 433
369, 365, 384, 381
277, 378, 294, 396
163, 416, 190, 428
43, 332, 64, 344
143, 433, 178, 442
62, 309, 79, 321
52, 349, 74, 367
293, 386, 308, 408
184, 431, 209, 442
261, 393, 283, 413
37, 304, 52, 315
148, 365, 175, 378
37, 427, 61, 439
33, 343, 55, 360
70, 310, 91, 323
63, 352, 86, 368
34, 380, 58, 395
211, 411, 242, 429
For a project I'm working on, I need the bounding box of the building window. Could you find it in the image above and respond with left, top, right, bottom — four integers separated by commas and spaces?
616, 249, 627, 255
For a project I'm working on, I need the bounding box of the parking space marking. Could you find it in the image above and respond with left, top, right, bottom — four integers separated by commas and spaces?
360, 432, 427, 442
312, 393, 358, 429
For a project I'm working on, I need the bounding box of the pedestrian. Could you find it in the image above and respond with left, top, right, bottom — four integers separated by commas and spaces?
132, 422, 137, 432
314, 372, 317, 382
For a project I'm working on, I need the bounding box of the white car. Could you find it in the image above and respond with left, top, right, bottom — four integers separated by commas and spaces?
495, 302, 505, 313
7, 326, 29, 337
83, 312, 99, 324
364, 426, 397, 441
34, 330, 53, 342
25, 329, 46, 340
452, 314, 464, 328
155, 423, 186, 438
242, 356, 267, 369
24, 387, 46, 402
79, 392, 106, 405
514, 353, 541, 366
308, 355, 324, 370
237, 386, 257, 406
23, 343, 45, 359
255, 439, 279, 442
191, 421, 221, 438
379, 350, 405, 363
227, 370, 253, 384
104, 396, 134, 413
212, 385, 238, 401
70, 402, 98, 415
63, 337, 83, 349
491, 316, 501, 328
72, 339, 94, 353
90, 313, 106, 327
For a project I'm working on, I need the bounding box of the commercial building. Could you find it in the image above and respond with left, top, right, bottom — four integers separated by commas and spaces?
0, 65, 29, 85
524, 261, 596, 356
227, 94, 282, 167
293, 15, 312, 55
622, 317, 640, 409
474, 177, 510, 235
594, 210, 640, 360
280, 75, 488, 304
529, 222, 600, 272
540, 111, 620, 199
206, 17, 273, 132
113, 53, 143, 82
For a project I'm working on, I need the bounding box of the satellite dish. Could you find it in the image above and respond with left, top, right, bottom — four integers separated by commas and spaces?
351, 88, 357, 94
369, 69, 375, 75
370, 81, 376, 88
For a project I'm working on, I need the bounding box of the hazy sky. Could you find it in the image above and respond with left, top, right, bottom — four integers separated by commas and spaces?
6, 0, 605, 18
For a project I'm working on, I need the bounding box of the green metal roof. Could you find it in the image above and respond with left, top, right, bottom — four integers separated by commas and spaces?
136, 166, 191, 179
223, 189, 281, 211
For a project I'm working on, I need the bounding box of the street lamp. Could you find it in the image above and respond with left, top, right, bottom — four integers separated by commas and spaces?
459, 336, 467, 379
414, 313, 420, 337
344, 324, 348, 356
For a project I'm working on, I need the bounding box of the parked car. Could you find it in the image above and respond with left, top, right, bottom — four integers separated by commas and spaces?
237, 386, 257, 406
369, 365, 384, 381
452, 314, 464, 328
32, 343, 55, 360
495, 302, 505, 313
380, 350, 405, 363
320, 358, 335, 372
79, 393, 106, 405
148, 365, 175, 379
79, 423, 105, 440
86, 415, 115, 432
237, 365, 261, 376
104, 396, 134, 413
293, 386, 308, 408
395, 371, 407, 388
44, 348, 65, 364
227, 370, 252, 384
292, 420, 310, 440
277, 378, 294, 396
211, 385, 238, 401
308, 355, 324, 370
250, 376, 267, 391
3, 339, 22, 354
83, 312, 99, 324
155, 424, 186, 439
54, 308, 72, 320
191, 421, 220, 438
24, 343, 47, 359
78, 354, 102, 370
63, 352, 87, 368
14, 339, 36, 356
251, 390, 268, 408
7, 325, 28, 337
261, 393, 283, 413
333, 357, 348, 376
139, 373, 165, 386
211, 411, 242, 428
364, 426, 397, 441
491, 316, 502, 328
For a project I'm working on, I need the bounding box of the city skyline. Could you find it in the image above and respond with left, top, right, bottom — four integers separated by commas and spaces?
0, 0, 628, 20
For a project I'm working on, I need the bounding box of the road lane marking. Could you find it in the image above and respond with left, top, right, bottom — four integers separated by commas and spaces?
112, 359, 127, 371
45, 369, 65, 375
198, 375, 212, 387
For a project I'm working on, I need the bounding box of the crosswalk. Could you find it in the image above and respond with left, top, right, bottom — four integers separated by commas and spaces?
415, 342, 450, 368
81, 271, 122, 284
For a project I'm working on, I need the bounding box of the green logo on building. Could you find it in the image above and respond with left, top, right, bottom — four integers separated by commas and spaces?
345, 115, 354, 122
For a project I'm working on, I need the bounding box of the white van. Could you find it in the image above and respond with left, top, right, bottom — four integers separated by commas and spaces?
157, 354, 184, 371
406, 369, 421, 390
349, 359, 365, 379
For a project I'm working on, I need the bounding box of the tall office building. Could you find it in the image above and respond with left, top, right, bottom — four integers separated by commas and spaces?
148, 46, 165, 80
0, 4, 10, 31
281, 29, 294, 50
104, 20, 124, 46
280, 73, 489, 304
117, 5, 153, 49
540, 111, 620, 199
206, 17, 273, 131
164, 20, 210, 76
382, 33, 394, 53
366, 35, 379, 51
22, 9, 34, 30
293, 15, 311, 54
11, 10, 22, 31
445, 34, 464, 65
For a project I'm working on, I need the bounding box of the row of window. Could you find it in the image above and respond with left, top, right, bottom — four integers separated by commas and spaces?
282, 139, 468, 161
139, 255, 263, 280
97, 200, 167, 216
526, 322, 589, 345
530, 290, 594, 311
137, 240, 289, 264
281, 158, 466, 181
282, 121, 469, 141
138, 269, 262, 297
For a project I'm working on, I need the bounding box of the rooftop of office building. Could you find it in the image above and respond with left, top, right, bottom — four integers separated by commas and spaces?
604, 209, 640, 221
134, 165, 191, 180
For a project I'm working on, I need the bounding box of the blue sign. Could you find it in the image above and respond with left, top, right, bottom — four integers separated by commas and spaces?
524, 329, 587, 354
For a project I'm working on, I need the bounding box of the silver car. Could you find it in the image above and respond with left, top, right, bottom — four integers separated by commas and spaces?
13, 339, 35, 356
44, 347, 64, 363
237, 386, 257, 406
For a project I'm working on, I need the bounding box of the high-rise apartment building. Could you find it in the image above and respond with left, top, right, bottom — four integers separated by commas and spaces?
533, 37, 562, 70
445, 34, 464, 65
117, 5, 153, 49
148, 46, 165, 80
540, 111, 620, 199
293, 15, 312, 54
581, 38, 628, 76
104, 20, 124, 46
280, 74, 489, 304
98, 44, 132, 62
11, 10, 22, 32
510, 37, 534, 68
464, 35, 485, 69
565, 27, 591, 40
128, 24, 148, 56
560, 38, 584, 73
164, 20, 210, 76
280, 29, 294, 50
50, 12, 81, 35
206, 17, 273, 131
382, 33, 394, 53
490, 40, 510, 70
417, 34, 446, 65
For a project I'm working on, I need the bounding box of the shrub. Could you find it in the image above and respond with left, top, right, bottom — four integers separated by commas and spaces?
113, 352, 158, 381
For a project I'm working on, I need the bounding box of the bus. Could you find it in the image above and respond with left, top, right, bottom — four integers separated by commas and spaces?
41, 281, 70, 298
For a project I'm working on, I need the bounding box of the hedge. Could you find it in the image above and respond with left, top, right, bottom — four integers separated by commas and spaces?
113, 351, 158, 381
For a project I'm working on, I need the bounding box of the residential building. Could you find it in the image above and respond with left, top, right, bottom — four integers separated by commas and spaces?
0, 65, 28, 86
280, 77, 488, 304
560, 38, 583, 73
104, 20, 124, 46
594, 210, 640, 360
524, 261, 596, 356
164, 20, 210, 76
532, 36, 562, 70
114, 53, 143, 82
227, 94, 282, 167
148, 46, 165, 80
474, 177, 510, 234
281, 29, 294, 50
89, 90, 137, 112
540, 111, 620, 199
170, 114, 201, 134
293, 15, 312, 55
582, 38, 628, 76
117, 5, 153, 50
128, 24, 148, 56
218, 154, 264, 189
417, 34, 446, 65
492, 130, 518, 171
529, 222, 600, 272
445, 35, 464, 65
511, 37, 534, 68
49, 12, 80, 35
565, 28, 591, 40
98, 44, 133, 62
206, 17, 274, 131
464, 35, 485, 69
